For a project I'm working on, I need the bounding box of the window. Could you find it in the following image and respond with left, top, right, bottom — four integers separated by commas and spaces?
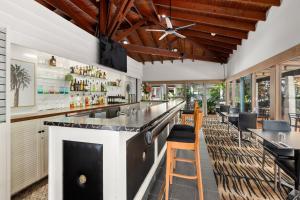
280, 59, 300, 121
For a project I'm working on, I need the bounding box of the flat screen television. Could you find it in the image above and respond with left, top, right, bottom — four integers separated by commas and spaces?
99, 36, 127, 73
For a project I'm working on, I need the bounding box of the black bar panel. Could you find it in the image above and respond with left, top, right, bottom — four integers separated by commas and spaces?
127, 133, 154, 200
63, 141, 103, 200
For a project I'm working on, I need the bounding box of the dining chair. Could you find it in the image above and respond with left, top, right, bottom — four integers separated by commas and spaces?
289, 113, 300, 132
274, 157, 299, 192
165, 108, 204, 200
228, 107, 239, 128
238, 112, 257, 144
219, 105, 230, 123
261, 120, 294, 190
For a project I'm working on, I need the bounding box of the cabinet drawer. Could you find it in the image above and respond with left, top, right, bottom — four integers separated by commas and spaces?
126, 133, 154, 200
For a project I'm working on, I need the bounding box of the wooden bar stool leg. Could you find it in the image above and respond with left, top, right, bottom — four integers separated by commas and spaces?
173, 149, 177, 170
181, 115, 186, 125
170, 149, 175, 184
195, 146, 204, 200
165, 145, 172, 200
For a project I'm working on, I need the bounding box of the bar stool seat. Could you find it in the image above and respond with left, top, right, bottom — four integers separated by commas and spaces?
182, 110, 194, 114
172, 124, 194, 131
167, 128, 195, 143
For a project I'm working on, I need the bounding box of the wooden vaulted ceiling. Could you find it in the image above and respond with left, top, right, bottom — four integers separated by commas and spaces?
35, 0, 281, 64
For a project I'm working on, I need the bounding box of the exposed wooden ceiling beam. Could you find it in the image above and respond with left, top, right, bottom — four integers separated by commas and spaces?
134, 0, 161, 23
188, 38, 233, 54
205, 45, 233, 54
43, 0, 95, 33
157, 7, 256, 31
178, 29, 241, 45
153, 0, 266, 21
108, 0, 134, 37
114, 19, 146, 41
123, 44, 183, 58
171, 20, 248, 39
229, 0, 280, 7
99, 0, 108, 35
69, 0, 98, 19
150, 31, 164, 63
127, 36, 145, 63
281, 61, 300, 66
190, 37, 237, 50
36, 0, 56, 10
136, 29, 155, 63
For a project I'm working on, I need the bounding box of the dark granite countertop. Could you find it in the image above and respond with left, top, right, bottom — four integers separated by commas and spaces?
44, 100, 185, 132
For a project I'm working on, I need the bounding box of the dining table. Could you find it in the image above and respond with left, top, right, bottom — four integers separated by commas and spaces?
220, 112, 241, 146
248, 128, 300, 199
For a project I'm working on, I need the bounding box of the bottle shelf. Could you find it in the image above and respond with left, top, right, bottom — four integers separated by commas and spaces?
70, 73, 107, 80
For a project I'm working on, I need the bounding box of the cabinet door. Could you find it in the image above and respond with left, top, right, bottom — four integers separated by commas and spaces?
11, 119, 40, 194
38, 120, 48, 178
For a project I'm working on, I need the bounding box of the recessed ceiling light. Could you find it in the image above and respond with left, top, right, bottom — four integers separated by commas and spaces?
122, 40, 129, 44
172, 48, 178, 52
211, 33, 216, 37
161, 14, 166, 18
24, 53, 38, 59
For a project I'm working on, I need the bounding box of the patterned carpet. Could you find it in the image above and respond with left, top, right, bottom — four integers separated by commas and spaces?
203, 116, 293, 200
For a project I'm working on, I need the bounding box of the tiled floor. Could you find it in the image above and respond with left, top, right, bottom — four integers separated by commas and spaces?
12, 131, 218, 200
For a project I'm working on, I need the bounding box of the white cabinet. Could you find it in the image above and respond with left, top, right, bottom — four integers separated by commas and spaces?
11, 119, 40, 194
11, 115, 61, 194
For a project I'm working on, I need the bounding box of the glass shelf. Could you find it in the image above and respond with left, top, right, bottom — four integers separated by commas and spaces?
70, 91, 107, 93
70, 73, 107, 80
37, 63, 69, 71
37, 93, 69, 95
37, 77, 67, 81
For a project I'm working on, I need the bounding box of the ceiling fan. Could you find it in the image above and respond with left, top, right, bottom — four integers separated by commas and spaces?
145, 0, 196, 40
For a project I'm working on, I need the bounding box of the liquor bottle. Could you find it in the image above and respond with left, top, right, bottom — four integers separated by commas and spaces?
70, 80, 74, 91
79, 80, 83, 91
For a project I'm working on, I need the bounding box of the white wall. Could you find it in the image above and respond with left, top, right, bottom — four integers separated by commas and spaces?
143, 60, 225, 81
0, 0, 143, 79
227, 0, 300, 76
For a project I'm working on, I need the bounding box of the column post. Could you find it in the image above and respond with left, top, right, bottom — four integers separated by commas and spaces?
240, 77, 245, 112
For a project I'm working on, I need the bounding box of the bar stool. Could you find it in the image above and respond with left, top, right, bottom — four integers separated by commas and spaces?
181, 101, 199, 125
165, 108, 204, 200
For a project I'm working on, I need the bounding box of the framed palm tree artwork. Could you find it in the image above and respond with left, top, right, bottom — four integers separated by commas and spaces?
10, 59, 35, 107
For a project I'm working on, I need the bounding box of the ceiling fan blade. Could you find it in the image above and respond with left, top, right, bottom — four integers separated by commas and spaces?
159, 32, 169, 40
175, 23, 196, 31
145, 29, 165, 32
173, 32, 186, 39
165, 17, 173, 29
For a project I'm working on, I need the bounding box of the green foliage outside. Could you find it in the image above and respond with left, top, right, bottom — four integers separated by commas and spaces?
207, 82, 225, 114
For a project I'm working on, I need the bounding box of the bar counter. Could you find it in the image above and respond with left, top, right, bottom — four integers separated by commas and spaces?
45, 100, 185, 200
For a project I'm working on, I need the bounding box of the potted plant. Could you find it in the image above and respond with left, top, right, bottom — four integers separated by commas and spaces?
143, 83, 152, 100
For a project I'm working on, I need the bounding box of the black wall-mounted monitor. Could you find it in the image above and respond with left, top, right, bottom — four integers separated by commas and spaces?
99, 36, 127, 73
